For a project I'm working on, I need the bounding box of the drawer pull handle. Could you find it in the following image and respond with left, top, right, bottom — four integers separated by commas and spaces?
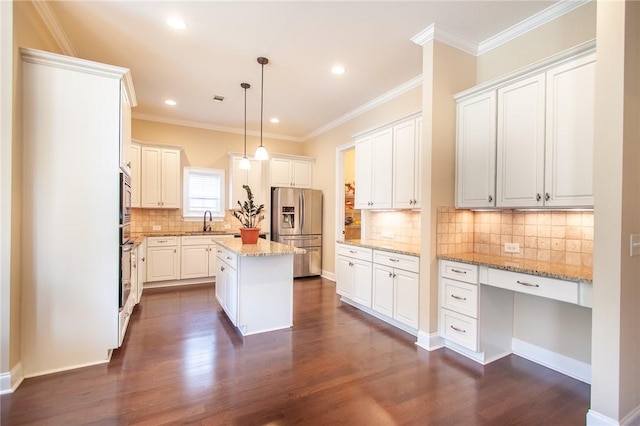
157, 240, 167, 243
389, 258, 400, 262
451, 294, 467, 301
450, 325, 466, 333
451, 268, 466, 274
227, 256, 233, 260
349, 262, 354, 267
349, 250, 358, 254
517, 280, 540, 288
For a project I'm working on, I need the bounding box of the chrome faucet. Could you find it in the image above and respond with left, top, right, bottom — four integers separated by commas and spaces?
203, 210, 212, 232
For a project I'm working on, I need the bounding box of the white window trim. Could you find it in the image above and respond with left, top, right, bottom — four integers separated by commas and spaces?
182, 167, 226, 219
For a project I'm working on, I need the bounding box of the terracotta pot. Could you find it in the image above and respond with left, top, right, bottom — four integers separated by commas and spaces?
239, 227, 260, 244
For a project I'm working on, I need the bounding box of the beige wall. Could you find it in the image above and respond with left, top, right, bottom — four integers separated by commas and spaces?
343, 148, 355, 185
476, 2, 596, 83
4, 1, 65, 375
302, 87, 422, 274
591, 1, 640, 422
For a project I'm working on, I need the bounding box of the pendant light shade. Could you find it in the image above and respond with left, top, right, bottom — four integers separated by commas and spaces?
254, 57, 269, 161
239, 82, 251, 170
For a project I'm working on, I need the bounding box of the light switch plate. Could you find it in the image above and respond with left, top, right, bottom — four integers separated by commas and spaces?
504, 242, 520, 254
630, 234, 640, 256
152, 225, 161, 231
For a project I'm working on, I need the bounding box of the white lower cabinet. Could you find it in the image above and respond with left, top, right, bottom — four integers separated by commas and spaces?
180, 235, 233, 280
146, 237, 180, 282
215, 245, 239, 325
336, 243, 419, 335
136, 240, 146, 302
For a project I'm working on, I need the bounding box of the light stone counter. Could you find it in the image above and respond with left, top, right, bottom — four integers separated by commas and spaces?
217, 238, 305, 257
340, 239, 420, 257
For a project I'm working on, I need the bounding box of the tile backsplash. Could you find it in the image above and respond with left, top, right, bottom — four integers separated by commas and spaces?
131, 209, 241, 234
436, 207, 594, 267
365, 210, 421, 246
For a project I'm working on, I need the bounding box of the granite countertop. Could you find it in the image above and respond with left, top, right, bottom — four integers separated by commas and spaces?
133, 231, 237, 238
339, 239, 420, 257
216, 238, 305, 257
438, 252, 593, 284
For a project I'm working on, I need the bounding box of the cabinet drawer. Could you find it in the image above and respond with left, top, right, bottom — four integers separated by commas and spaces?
147, 236, 178, 247
441, 278, 478, 318
440, 308, 478, 352
181, 235, 216, 246
440, 260, 478, 284
487, 268, 578, 304
373, 250, 419, 273
216, 246, 238, 270
336, 244, 372, 261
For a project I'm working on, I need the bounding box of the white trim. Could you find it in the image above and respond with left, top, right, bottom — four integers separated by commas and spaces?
621, 406, 640, 426
410, 23, 477, 55
227, 151, 315, 162
132, 138, 183, 152
352, 109, 422, 139
303, 75, 423, 142
478, 0, 591, 55
143, 278, 215, 290
132, 112, 303, 143
20, 48, 131, 81
23, 359, 109, 380
511, 337, 591, 384
587, 410, 619, 426
31, 1, 77, 57
321, 270, 335, 282
335, 141, 355, 247
0, 362, 23, 394
416, 330, 444, 351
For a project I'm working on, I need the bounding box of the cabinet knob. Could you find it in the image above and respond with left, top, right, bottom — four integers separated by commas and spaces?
126, 161, 131, 168
488, 195, 493, 203
141, 257, 145, 262
174, 249, 176, 253
536, 193, 542, 202
545, 192, 551, 201
388, 272, 393, 278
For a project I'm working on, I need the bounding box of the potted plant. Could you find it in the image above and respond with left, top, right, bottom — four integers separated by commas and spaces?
232, 185, 265, 244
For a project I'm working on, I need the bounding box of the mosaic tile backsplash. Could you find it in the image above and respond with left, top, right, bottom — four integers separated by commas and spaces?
131, 208, 242, 234
437, 207, 594, 267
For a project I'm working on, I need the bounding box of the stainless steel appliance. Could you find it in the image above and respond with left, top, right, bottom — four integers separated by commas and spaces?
119, 170, 132, 310
271, 187, 322, 278
120, 171, 132, 225
120, 240, 133, 309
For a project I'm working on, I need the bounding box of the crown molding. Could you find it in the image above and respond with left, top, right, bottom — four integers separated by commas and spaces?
410, 23, 477, 55
131, 113, 304, 143
31, 1, 76, 57
477, 0, 591, 55
302, 74, 423, 142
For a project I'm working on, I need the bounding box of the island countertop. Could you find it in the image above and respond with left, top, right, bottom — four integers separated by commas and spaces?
216, 238, 305, 257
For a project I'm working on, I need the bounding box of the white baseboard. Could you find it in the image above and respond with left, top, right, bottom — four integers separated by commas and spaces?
0, 362, 23, 394
512, 338, 591, 384
24, 359, 109, 379
587, 409, 618, 425
321, 270, 335, 282
143, 278, 214, 289
416, 330, 444, 351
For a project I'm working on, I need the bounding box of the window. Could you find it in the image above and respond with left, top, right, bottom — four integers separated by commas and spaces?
183, 167, 225, 219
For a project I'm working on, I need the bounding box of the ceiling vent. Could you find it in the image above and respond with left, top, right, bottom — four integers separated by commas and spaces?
212, 95, 225, 102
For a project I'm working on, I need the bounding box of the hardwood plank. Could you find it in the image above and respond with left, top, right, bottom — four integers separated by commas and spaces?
1, 279, 589, 425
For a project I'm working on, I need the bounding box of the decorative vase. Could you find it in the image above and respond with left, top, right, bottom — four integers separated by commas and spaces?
239, 227, 260, 244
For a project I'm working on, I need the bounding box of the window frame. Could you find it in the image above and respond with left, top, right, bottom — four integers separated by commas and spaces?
182, 166, 226, 220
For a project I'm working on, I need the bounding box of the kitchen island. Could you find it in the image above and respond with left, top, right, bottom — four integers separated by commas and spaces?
214, 238, 304, 336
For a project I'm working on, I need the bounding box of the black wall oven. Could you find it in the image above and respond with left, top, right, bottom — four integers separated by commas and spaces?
120, 170, 132, 310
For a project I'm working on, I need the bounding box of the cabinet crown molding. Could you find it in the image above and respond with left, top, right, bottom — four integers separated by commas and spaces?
132, 139, 183, 151
227, 151, 315, 162
352, 110, 422, 140
454, 40, 595, 101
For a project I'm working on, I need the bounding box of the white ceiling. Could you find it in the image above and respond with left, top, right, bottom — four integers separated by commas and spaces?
42, 1, 569, 141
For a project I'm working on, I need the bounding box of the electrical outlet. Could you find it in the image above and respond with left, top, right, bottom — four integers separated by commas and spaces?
152, 225, 161, 231
504, 242, 520, 254
223, 224, 231, 229
381, 231, 394, 239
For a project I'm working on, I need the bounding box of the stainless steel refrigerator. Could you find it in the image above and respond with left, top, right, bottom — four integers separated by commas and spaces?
271, 187, 322, 278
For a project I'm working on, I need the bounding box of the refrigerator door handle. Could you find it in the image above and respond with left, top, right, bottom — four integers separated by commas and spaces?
300, 192, 305, 232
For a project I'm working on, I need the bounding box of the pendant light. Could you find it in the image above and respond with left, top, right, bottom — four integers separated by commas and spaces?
239, 82, 251, 170
254, 57, 269, 161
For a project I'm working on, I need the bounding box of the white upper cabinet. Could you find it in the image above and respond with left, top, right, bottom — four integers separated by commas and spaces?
130, 143, 141, 208
455, 92, 497, 208
392, 117, 421, 209
355, 128, 393, 209
455, 47, 595, 209
120, 84, 132, 174
496, 73, 546, 208
229, 156, 264, 209
544, 53, 595, 207
140, 146, 181, 209
270, 157, 313, 188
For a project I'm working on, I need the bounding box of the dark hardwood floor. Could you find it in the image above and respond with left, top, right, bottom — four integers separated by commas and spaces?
1, 278, 590, 425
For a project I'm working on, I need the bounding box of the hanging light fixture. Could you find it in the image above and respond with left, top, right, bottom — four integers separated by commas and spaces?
254, 56, 269, 161
239, 82, 251, 170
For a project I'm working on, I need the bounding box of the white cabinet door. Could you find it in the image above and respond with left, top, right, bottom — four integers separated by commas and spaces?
336, 255, 354, 298
208, 245, 218, 278
230, 156, 263, 209
370, 129, 393, 209
137, 240, 146, 301
130, 144, 141, 208
456, 91, 497, 208
141, 147, 162, 208
225, 265, 238, 325
120, 83, 132, 174
292, 160, 312, 188
496, 74, 546, 207
354, 135, 372, 209
270, 158, 292, 187
372, 264, 394, 317
161, 149, 181, 208
544, 54, 595, 207
180, 245, 209, 279
394, 269, 419, 329
413, 117, 422, 209
270, 158, 312, 188
215, 259, 226, 308
146, 246, 179, 282
392, 119, 418, 209
352, 259, 373, 308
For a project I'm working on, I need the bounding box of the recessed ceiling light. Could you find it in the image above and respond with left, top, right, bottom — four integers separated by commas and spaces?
166, 17, 187, 30
331, 65, 346, 75
164, 99, 177, 106
270, 117, 280, 124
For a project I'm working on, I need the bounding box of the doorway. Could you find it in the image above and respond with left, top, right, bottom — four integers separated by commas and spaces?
335, 143, 361, 243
